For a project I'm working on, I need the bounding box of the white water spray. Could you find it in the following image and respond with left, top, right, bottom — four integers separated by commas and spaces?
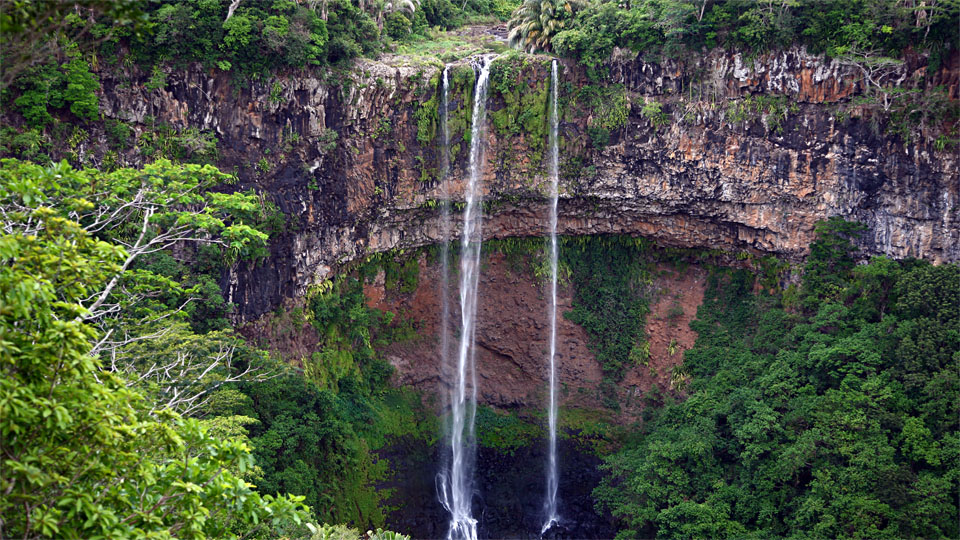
541, 59, 561, 536
438, 55, 496, 540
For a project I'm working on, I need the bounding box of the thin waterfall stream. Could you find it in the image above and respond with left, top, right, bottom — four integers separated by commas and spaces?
439, 65, 452, 440
542, 59, 561, 536
438, 55, 496, 540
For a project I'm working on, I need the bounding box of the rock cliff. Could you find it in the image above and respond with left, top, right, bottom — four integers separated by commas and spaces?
90, 46, 958, 320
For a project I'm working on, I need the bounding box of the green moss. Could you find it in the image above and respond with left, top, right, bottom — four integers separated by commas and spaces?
561, 235, 655, 389
474, 405, 541, 456
414, 73, 441, 146
488, 54, 551, 170
374, 387, 439, 445
558, 406, 626, 455
448, 64, 476, 148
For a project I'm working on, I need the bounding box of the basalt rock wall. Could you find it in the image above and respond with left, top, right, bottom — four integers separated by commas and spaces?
90, 47, 959, 321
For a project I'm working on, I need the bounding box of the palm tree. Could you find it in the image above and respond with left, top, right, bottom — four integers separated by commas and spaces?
375, 0, 419, 32
507, 0, 576, 53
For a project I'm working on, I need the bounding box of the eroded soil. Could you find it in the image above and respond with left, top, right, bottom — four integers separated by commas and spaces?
367, 251, 707, 421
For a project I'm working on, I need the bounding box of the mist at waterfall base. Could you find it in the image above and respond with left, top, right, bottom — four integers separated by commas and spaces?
379, 437, 617, 539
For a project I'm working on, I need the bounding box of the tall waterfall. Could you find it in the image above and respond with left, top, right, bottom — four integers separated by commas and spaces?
438, 55, 495, 540
439, 66, 452, 434
542, 59, 561, 535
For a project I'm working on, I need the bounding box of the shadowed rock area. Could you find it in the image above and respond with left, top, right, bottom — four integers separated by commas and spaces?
378, 437, 616, 539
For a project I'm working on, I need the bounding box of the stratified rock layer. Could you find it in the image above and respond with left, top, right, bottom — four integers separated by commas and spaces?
91, 47, 958, 320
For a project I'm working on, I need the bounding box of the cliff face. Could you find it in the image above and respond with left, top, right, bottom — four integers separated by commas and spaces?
92, 46, 959, 320
364, 251, 706, 416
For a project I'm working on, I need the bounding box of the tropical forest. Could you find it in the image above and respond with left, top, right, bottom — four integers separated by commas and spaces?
0, 0, 957, 539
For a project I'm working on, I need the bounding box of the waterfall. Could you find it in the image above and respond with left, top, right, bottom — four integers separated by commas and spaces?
438, 55, 495, 540
542, 59, 561, 536
439, 66, 452, 438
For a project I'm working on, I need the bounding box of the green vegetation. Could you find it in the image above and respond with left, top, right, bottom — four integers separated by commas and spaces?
561, 236, 655, 410
0, 158, 310, 538
139, 124, 221, 165
489, 54, 551, 166
414, 74, 440, 146
570, 84, 628, 148
558, 406, 626, 455
9, 43, 100, 127
553, 0, 957, 68
596, 219, 960, 539
726, 93, 799, 134
234, 273, 433, 527
311, 523, 411, 540
359, 250, 422, 294
443, 64, 477, 151
641, 99, 669, 129
257, 298, 418, 524
0, 156, 429, 537
879, 84, 960, 144
393, 32, 508, 63
483, 236, 552, 282
507, 0, 578, 53
2, 2, 957, 537
475, 405, 542, 456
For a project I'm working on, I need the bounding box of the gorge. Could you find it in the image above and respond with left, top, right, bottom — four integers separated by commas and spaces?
1, 3, 958, 538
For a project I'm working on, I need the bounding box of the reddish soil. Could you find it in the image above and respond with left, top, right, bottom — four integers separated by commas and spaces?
368, 253, 707, 422
240, 251, 707, 423
622, 265, 707, 407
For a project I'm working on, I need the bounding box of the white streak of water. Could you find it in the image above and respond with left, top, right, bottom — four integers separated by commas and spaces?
440, 66, 452, 413
541, 58, 561, 537
438, 55, 496, 540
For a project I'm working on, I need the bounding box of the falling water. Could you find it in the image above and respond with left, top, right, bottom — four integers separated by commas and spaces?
439, 66, 452, 421
438, 55, 495, 540
541, 59, 561, 536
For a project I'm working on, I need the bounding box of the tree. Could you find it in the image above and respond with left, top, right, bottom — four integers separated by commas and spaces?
835, 47, 908, 111
0, 0, 143, 90
594, 222, 959, 539
0, 158, 268, 362
0, 196, 310, 538
507, 0, 579, 53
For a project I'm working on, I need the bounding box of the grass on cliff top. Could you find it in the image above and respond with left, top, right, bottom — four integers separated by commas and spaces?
385, 27, 510, 66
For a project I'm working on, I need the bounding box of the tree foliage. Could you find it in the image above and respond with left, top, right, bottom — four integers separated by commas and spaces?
0, 162, 310, 538
553, 0, 958, 68
507, 0, 578, 53
223, 275, 432, 529
8, 41, 101, 128
0, 0, 143, 91
595, 221, 959, 539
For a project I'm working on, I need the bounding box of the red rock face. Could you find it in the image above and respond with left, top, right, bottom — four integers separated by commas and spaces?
87, 47, 958, 322
358, 251, 706, 421
207, 48, 954, 417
